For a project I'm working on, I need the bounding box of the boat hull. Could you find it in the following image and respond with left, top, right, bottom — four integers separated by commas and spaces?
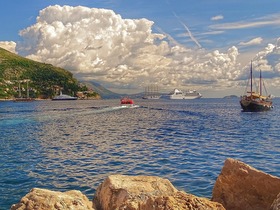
52, 98, 77, 101
120, 97, 139, 108
169, 88, 202, 100
240, 99, 273, 112
170, 95, 202, 100
14, 98, 35, 102
52, 91, 78, 100
142, 95, 161, 99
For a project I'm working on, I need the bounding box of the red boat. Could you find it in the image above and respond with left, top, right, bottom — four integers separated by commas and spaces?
120, 97, 135, 105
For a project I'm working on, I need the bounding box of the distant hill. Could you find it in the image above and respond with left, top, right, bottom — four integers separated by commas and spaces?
81, 81, 124, 99
81, 81, 151, 99
0, 47, 98, 99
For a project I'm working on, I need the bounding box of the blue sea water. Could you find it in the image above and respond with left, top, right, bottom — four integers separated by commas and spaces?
0, 98, 280, 209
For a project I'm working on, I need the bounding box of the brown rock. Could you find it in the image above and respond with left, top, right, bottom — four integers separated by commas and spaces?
93, 175, 177, 210
11, 188, 94, 210
270, 192, 280, 210
212, 158, 280, 210
143, 191, 225, 210
93, 174, 225, 210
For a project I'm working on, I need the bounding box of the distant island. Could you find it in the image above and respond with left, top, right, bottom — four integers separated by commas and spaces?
223, 95, 239, 99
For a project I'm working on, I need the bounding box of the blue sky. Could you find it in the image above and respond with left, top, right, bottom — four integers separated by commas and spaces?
1, 0, 280, 97
2, 0, 279, 49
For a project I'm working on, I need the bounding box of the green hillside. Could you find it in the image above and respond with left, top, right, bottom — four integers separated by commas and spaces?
0, 47, 93, 99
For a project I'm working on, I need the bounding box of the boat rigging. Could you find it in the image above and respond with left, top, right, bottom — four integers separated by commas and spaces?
240, 61, 273, 112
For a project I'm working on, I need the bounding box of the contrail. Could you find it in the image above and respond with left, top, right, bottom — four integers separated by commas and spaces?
173, 12, 202, 48
154, 25, 182, 47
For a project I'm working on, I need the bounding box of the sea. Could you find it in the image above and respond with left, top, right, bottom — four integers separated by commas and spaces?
1, 98, 280, 209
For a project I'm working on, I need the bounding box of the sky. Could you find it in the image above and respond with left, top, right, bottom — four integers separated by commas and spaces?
0, 0, 280, 97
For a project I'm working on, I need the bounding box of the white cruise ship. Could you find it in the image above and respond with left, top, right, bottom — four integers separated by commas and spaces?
169, 88, 202, 99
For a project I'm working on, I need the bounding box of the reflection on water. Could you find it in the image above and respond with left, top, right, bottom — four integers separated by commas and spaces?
1, 99, 280, 209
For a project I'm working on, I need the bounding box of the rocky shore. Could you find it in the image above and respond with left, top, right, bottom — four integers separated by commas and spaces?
11, 158, 280, 210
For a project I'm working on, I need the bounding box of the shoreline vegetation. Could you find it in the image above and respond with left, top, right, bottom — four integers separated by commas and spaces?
11, 158, 280, 210
0, 47, 101, 100
0, 97, 101, 101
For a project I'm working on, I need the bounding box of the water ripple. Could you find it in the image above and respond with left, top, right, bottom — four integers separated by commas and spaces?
1, 99, 280, 208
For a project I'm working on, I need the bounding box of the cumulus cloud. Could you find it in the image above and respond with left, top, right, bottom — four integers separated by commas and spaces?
239, 37, 263, 46
0, 41, 17, 53
16, 5, 245, 93
211, 15, 224, 21
254, 40, 280, 74
237, 39, 280, 93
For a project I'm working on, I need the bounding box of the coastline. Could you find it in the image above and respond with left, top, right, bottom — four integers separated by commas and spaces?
2, 99, 279, 209
10, 158, 280, 210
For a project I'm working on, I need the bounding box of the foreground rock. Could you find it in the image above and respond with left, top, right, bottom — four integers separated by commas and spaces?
270, 192, 280, 210
11, 188, 94, 210
93, 174, 225, 210
212, 158, 280, 210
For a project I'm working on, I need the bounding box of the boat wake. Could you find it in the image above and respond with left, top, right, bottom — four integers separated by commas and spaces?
6, 105, 140, 125
91, 105, 139, 113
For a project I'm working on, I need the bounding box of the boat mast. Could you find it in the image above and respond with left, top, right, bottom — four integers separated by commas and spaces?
18, 80, 22, 98
26, 80, 30, 98
250, 61, 253, 97
259, 70, 262, 96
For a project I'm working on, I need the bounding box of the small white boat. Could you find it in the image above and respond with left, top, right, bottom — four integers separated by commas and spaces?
52, 91, 78, 100
169, 88, 202, 99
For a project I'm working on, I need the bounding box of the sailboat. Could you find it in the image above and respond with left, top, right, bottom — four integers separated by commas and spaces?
14, 79, 35, 102
240, 61, 273, 112
142, 85, 161, 99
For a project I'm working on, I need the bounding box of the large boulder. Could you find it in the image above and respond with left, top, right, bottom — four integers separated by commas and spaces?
212, 158, 280, 210
11, 188, 94, 210
93, 174, 225, 210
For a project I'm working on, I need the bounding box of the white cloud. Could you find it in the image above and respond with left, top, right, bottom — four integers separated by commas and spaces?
0, 41, 17, 53
254, 41, 280, 74
15, 5, 279, 95
200, 30, 224, 35
239, 37, 263, 46
210, 13, 280, 30
237, 40, 280, 96
211, 15, 224, 21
